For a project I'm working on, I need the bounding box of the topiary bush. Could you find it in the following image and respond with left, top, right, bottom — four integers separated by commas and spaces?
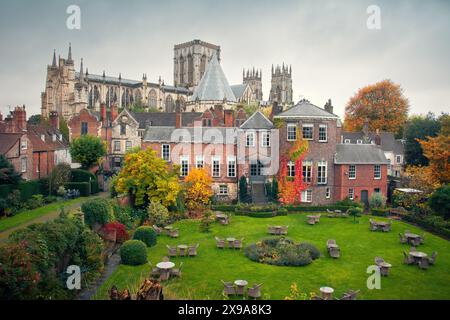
369, 192, 386, 209
120, 240, 148, 265
82, 198, 111, 229
133, 226, 157, 247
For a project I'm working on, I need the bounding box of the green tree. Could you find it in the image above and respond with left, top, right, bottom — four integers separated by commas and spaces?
49, 163, 72, 194
428, 185, 450, 219
404, 113, 441, 166
0, 154, 22, 185
239, 176, 249, 203
59, 117, 70, 141
27, 114, 42, 125
70, 135, 106, 169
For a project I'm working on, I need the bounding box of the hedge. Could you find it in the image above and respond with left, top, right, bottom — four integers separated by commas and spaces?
211, 205, 236, 212
212, 204, 354, 215
0, 185, 13, 199
64, 182, 91, 196
284, 205, 353, 212
371, 208, 389, 216
71, 169, 99, 195
133, 226, 157, 247
402, 214, 450, 239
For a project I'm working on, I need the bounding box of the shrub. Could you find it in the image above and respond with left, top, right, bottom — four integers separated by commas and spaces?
100, 222, 129, 243
8, 189, 22, 213
64, 182, 91, 196
271, 179, 279, 203
18, 181, 41, 202
371, 208, 389, 216
57, 186, 66, 197
49, 163, 72, 194
199, 210, 214, 233
348, 206, 363, 223
335, 197, 364, 209
428, 185, 450, 219
81, 198, 111, 229
369, 192, 386, 209
147, 202, 170, 227
120, 240, 148, 265
297, 243, 321, 260
133, 226, 157, 247
239, 176, 250, 203
25, 194, 45, 209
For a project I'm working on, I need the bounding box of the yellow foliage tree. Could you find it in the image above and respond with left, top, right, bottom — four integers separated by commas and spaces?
114, 148, 180, 207
184, 168, 213, 215
418, 134, 450, 184
404, 165, 441, 195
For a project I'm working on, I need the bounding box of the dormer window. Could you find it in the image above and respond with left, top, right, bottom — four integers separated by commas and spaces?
59, 134, 63, 141
357, 139, 362, 144
41, 134, 45, 142
52, 134, 57, 142
344, 139, 350, 144
21, 139, 27, 150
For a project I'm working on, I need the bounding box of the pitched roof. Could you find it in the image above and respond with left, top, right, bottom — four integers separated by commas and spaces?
0, 133, 22, 154
275, 99, 339, 119
230, 84, 248, 100
342, 131, 405, 154
240, 111, 273, 129
129, 111, 202, 129
143, 127, 237, 144
26, 125, 69, 151
334, 144, 390, 164
191, 54, 236, 102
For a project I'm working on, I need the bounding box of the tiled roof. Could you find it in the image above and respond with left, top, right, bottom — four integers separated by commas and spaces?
240, 111, 274, 129
342, 131, 405, 154
26, 125, 69, 152
0, 133, 22, 154
191, 54, 236, 102
130, 111, 202, 129
335, 144, 390, 164
143, 127, 237, 144
275, 100, 339, 119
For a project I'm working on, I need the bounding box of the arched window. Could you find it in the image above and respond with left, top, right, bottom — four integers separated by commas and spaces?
134, 90, 142, 103
94, 86, 100, 104
88, 87, 94, 108
148, 90, 157, 108
179, 56, 185, 84
187, 54, 194, 85
165, 95, 174, 112
200, 55, 207, 79
106, 88, 110, 107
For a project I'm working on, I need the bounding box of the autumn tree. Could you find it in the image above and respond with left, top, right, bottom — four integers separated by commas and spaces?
344, 79, 409, 136
418, 134, 450, 184
113, 148, 181, 207
404, 166, 441, 196
184, 168, 213, 216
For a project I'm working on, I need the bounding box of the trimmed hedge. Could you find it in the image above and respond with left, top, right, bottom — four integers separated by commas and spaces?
133, 226, 157, 247
402, 214, 450, 239
81, 198, 111, 229
120, 240, 148, 265
211, 204, 236, 212
212, 204, 353, 214
284, 205, 353, 212
65, 182, 91, 196
71, 169, 99, 195
371, 208, 389, 216
0, 185, 13, 199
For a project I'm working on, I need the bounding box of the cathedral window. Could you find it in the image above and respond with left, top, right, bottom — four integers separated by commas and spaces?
187, 54, 194, 85
165, 95, 174, 112
148, 90, 157, 108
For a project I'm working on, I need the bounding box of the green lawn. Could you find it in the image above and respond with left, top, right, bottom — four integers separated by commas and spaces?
93, 214, 450, 300
0, 196, 100, 232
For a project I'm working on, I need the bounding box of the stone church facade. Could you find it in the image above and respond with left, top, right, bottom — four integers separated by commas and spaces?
269, 63, 293, 107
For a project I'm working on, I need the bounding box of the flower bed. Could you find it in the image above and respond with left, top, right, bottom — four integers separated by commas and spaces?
244, 237, 320, 266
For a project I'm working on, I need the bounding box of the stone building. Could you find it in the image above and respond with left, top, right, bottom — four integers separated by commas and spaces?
243, 68, 263, 102
173, 39, 221, 89
269, 63, 293, 107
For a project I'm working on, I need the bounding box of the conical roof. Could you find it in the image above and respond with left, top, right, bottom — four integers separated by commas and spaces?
191, 54, 236, 102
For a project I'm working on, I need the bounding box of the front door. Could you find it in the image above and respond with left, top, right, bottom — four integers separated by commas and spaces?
250, 163, 262, 176
361, 190, 369, 209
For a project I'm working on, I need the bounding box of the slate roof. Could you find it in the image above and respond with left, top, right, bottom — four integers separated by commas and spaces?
191, 54, 236, 102
230, 84, 248, 100
240, 111, 274, 130
334, 144, 390, 164
0, 133, 22, 154
130, 112, 202, 129
143, 127, 237, 144
342, 131, 404, 154
275, 100, 339, 119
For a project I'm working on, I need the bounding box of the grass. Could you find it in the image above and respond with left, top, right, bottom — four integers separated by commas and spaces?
93, 214, 450, 300
0, 196, 99, 232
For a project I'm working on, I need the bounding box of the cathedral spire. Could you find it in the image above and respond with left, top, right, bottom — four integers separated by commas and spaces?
68, 43, 73, 62
79, 58, 84, 83
52, 50, 57, 68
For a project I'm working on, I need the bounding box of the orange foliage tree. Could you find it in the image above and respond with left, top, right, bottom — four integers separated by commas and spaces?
344, 79, 409, 135
418, 134, 450, 184
404, 165, 441, 196
184, 168, 213, 215
278, 129, 309, 205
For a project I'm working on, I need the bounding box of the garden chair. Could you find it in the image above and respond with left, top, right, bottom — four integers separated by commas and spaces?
179, 246, 187, 257
329, 247, 340, 259
169, 228, 179, 238
167, 245, 177, 258
311, 294, 324, 300
374, 257, 384, 266
340, 290, 359, 300
326, 239, 337, 248
410, 238, 421, 247
215, 237, 225, 249
221, 280, 236, 296
418, 258, 430, 270
326, 209, 334, 214
410, 247, 417, 252
403, 251, 414, 265
399, 233, 407, 244
268, 226, 276, 235
234, 238, 244, 250
380, 265, 390, 276
171, 262, 183, 278
280, 226, 289, 235
247, 283, 263, 300
188, 243, 199, 257
370, 221, 378, 232
152, 225, 162, 235
160, 270, 170, 281
428, 251, 438, 265
149, 262, 160, 278
381, 223, 391, 232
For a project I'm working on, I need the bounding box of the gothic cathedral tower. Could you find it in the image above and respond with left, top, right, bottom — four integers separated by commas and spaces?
173, 40, 221, 89
269, 63, 293, 107
243, 68, 263, 102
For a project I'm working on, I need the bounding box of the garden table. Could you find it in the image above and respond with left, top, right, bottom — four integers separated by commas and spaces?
234, 280, 248, 295
327, 244, 339, 249
405, 233, 421, 244
410, 251, 427, 260
178, 244, 188, 256
156, 261, 175, 270
379, 262, 392, 276
320, 286, 334, 300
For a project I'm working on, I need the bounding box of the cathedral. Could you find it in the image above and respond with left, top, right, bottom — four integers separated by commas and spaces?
41, 40, 293, 120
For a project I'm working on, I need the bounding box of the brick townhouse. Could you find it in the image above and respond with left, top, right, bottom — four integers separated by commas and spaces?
0, 106, 71, 180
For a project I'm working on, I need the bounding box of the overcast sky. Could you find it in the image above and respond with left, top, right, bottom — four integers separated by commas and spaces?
0, 0, 449, 118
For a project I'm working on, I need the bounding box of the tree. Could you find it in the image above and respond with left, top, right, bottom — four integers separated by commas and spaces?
114, 148, 180, 207
70, 135, 106, 169
404, 113, 441, 166
344, 79, 409, 136
49, 163, 72, 194
428, 185, 450, 219
59, 117, 70, 141
418, 134, 450, 184
404, 165, 441, 195
239, 176, 249, 203
184, 168, 213, 215
27, 114, 42, 125
0, 154, 21, 185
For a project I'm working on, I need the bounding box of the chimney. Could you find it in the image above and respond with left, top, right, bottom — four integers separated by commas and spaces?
175, 105, 182, 129
13, 105, 27, 132
110, 104, 118, 122
270, 101, 281, 120
100, 103, 107, 124
375, 128, 381, 146
363, 118, 369, 137
224, 109, 234, 127
324, 99, 333, 114
49, 111, 59, 130
5, 116, 12, 133
0, 112, 3, 121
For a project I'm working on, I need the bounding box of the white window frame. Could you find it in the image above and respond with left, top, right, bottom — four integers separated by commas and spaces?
195, 155, 204, 168
180, 156, 189, 177
246, 132, 255, 147
374, 164, 381, 180
357, 139, 363, 144
325, 187, 331, 199
287, 161, 295, 177
287, 124, 297, 141
21, 157, 27, 173
319, 124, 328, 142
302, 160, 312, 183
227, 156, 236, 178
212, 156, 221, 178
301, 190, 312, 203
162, 144, 171, 161
317, 161, 328, 184
219, 185, 228, 195
344, 139, 351, 144
302, 124, 314, 140
396, 155, 402, 164
125, 140, 132, 151
21, 139, 27, 150
114, 140, 121, 152
349, 165, 356, 179
348, 188, 354, 200
261, 131, 271, 147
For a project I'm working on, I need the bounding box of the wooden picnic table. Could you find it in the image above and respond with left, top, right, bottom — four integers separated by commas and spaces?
226, 238, 236, 247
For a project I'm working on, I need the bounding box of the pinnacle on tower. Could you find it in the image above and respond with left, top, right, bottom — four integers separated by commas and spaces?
52, 50, 57, 68
79, 58, 84, 82
68, 43, 73, 62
